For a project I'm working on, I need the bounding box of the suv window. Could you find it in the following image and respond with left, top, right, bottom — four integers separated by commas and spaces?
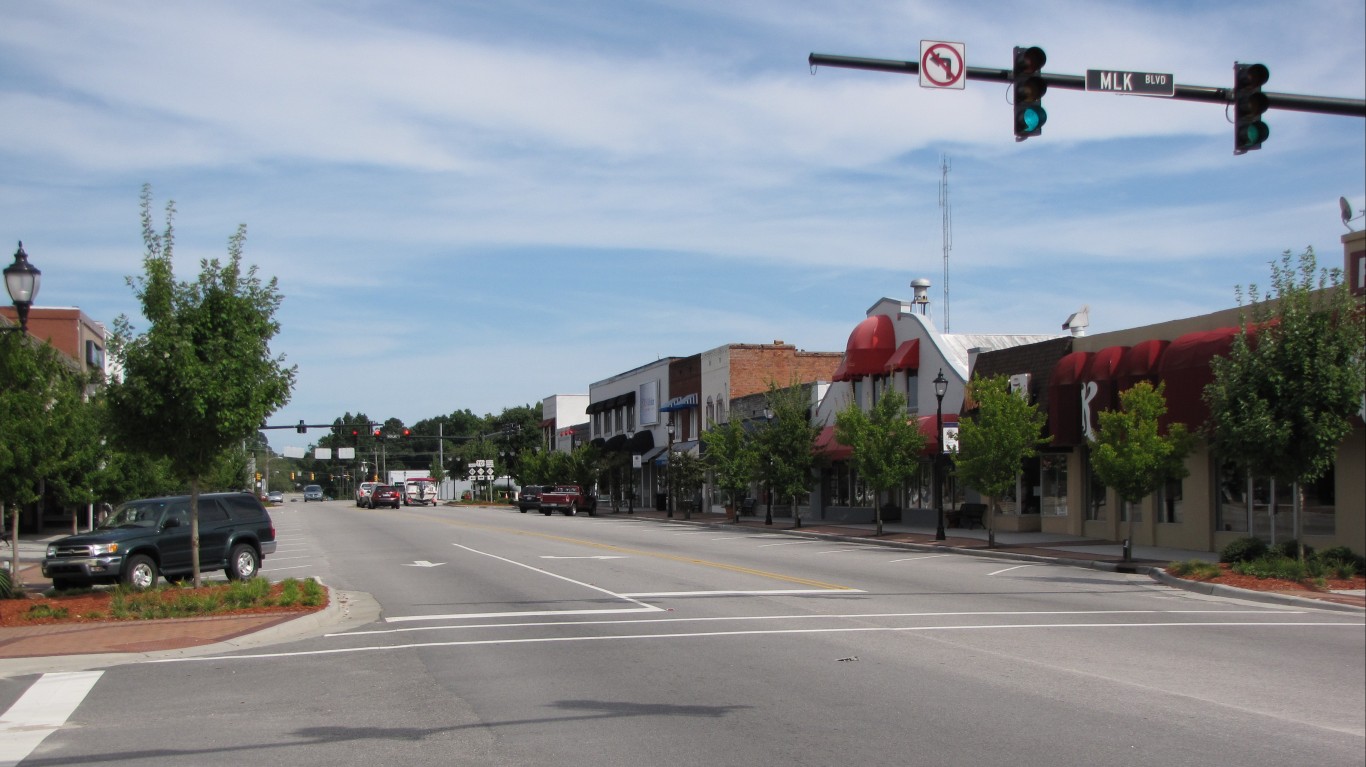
222, 494, 267, 521
198, 499, 229, 524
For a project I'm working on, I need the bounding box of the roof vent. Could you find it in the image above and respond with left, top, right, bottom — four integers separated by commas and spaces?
910, 278, 931, 316
1062, 305, 1090, 337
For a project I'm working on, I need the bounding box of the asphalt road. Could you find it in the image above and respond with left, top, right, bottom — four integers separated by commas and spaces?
4, 501, 1363, 766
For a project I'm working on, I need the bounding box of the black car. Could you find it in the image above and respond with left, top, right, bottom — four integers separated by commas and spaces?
517, 485, 542, 513
42, 492, 277, 590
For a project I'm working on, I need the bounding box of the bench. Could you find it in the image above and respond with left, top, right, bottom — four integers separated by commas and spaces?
958, 503, 987, 530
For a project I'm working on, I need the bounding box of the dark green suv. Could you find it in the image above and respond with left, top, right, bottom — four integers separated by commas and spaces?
42, 492, 277, 590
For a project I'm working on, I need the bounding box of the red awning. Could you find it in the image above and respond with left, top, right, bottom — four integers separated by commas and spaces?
841, 315, 897, 379
917, 414, 959, 456
1118, 339, 1169, 390
885, 339, 920, 372
1158, 327, 1238, 428
832, 357, 851, 382
1086, 346, 1128, 382
815, 425, 853, 461
1048, 351, 1091, 447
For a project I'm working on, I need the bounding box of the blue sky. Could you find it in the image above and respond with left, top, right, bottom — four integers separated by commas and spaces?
3, 0, 1363, 454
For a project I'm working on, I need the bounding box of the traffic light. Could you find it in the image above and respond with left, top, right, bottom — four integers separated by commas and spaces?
1012, 46, 1047, 141
290, 472, 296, 480
373, 428, 383, 437
1233, 62, 1270, 154
296, 419, 307, 434
310, 472, 315, 480
402, 428, 411, 437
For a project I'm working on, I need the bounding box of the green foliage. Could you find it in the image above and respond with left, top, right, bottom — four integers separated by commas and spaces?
701, 417, 759, 510
107, 186, 297, 486
757, 381, 819, 519
1090, 382, 1194, 504
0, 333, 88, 511
24, 604, 70, 621
0, 568, 14, 599
953, 375, 1049, 502
1274, 539, 1313, 560
1206, 247, 1366, 486
1232, 555, 1311, 581
107, 577, 323, 619
1167, 560, 1221, 580
835, 389, 926, 533
1220, 536, 1269, 564
668, 449, 707, 514
1317, 546, 1366, 572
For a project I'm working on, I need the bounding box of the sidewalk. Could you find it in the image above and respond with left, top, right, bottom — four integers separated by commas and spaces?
2, 507, 1361, 669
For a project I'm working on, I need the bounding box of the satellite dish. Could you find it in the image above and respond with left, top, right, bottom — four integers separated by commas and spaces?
1341, 197, 1354, 230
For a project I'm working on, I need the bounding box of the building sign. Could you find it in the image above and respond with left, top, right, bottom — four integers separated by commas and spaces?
639, 380, 659, 425
942, 425, 960, 453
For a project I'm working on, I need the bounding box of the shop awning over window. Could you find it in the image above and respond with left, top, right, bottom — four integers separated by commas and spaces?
885, 339, 920, 372
1048, 350, 1091, 447
840, 314, 897, 379
1119, 339, 1169, 391
815, 425, 853, 461
1158, 327, 1238, 428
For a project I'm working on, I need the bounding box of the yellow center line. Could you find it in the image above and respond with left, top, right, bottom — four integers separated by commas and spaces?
396, 510, 856, 592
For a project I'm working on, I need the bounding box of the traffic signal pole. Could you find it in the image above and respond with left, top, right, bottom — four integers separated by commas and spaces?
808, 53, 1366, 118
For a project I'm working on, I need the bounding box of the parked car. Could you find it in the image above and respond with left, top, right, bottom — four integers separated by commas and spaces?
517, 485, 543, 513
303, 485, 324, 502
368, 484, 402, 509
267, 490, 285, 504
41, 492, 277, 590
355, 481, 378, 507
539, 484, 597, 516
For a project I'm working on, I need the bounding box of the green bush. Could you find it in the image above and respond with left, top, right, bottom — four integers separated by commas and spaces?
1232, 555, 1310, 581
1167, 560, 1221, 580
0, 568, 13, 599
1274, 539, 1314, 559
1316, 546, 1366, 572
1220, 536, 1269, 564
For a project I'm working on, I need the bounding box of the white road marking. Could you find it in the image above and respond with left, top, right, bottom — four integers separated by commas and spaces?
757, 541, 821, 548
814, 548, 870, 555
331, 609, 1302, 637
0, 671, 103, 765
619, 589, 866, 598
540, 556, 626, 560
262, 564, 312, 572
989, 564, 1041, 576
154, 622, 1357, 663
887, 554, 954, 563
403, 561, 446, 568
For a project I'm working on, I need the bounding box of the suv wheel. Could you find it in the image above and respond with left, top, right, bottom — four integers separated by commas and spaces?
565, 504, 577, 516
226, 544, 260, 580
122, 554, 159, 590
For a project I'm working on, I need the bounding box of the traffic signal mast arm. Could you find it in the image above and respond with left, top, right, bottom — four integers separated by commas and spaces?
808, 52, 1366, 118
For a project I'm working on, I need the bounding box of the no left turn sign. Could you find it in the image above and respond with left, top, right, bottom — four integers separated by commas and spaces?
920, 41, 965, 89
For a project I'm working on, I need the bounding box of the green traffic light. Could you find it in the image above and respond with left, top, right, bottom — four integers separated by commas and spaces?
1239, 121, 1270, 147
1017, 105, 1047, 133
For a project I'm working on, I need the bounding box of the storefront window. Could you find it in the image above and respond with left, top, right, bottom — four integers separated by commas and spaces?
1160, 477, 1183, 523
823, 466, 868, 507
1214, 458, 1334, 538
905, 372, 919, 413
1040, 453, 1068, 516
902, 463, 932, 509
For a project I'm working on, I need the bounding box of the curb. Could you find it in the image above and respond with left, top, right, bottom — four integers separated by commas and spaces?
0, 581, 383, 678
657, 515, 1366, 615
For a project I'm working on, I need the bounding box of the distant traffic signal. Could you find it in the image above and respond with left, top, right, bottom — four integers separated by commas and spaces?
1233, 62, 1270, 154
373, 428, 382, 437
1012, 46, 1047, 141
402, 428, 411, 437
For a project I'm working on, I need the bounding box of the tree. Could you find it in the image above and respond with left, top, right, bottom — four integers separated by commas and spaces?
701, 416, 759, 523
758, 381, 818, 528
835, 389, 927, 536
0, 333, 87, 579
1205, 247, 1366, 552
669, 449, 707, 520
1089, 382, 1195, 560
953, 374, 1049, 546
106, 186, 296, 586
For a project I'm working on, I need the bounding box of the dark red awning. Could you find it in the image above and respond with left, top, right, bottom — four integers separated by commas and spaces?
1048, 351, 1091, 446
1158, 327, 1238, 428
1119, 339, 1169, 390
841, 315, 897, 379
815, 425, 853, 461
917, 414, 959, 456
885, 339, 920, 372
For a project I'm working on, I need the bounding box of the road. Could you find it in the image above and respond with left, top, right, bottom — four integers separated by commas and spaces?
4, 500, 1363, 766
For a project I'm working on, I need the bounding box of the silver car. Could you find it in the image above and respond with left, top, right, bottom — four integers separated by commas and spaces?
303, 485, 324, 502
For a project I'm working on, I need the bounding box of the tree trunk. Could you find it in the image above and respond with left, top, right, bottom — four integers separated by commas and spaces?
190, 477, 202, 588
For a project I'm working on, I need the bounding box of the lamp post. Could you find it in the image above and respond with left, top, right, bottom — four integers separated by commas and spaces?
933, 368, 949, 541
763, 407, 774, 526
666, 419, 675, 518
626, 429, 635, 514
3, 242, 41, 334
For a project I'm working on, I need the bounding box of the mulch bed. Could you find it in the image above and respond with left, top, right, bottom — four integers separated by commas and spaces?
0, 582, 327, 628
1168, 563, 1365, 594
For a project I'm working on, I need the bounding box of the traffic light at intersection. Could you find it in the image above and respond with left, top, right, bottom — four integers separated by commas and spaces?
1012, 46, 1047, 141
1233, 62, 1270, 154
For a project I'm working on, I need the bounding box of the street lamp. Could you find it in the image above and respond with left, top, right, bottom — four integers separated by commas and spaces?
933, 368, 949, 541
763, 407, 774, 526
666, 418, 675, 518
626, 429, 636, 514
3, 242, 41, 334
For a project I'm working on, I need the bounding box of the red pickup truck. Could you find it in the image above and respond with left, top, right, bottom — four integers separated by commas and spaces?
538, 485, 597, 516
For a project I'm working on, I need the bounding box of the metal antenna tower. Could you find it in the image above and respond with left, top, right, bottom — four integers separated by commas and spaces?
938, 155, 952, 331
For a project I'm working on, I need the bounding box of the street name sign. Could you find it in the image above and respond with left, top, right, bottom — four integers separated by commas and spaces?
1086, 69, 1175, 97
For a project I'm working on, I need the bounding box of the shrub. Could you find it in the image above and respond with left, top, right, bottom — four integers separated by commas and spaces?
25, 604, 70, 621
0, 568, 13, 599
1167, 560, 1221, 580
1220, 536, 1268, 564
1232, 555, 1310, 581
1274, 539, 1313, 559
1316, 546, 1366, 572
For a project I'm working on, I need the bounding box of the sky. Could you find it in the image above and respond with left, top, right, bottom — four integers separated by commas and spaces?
3, 0, 1363, 455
